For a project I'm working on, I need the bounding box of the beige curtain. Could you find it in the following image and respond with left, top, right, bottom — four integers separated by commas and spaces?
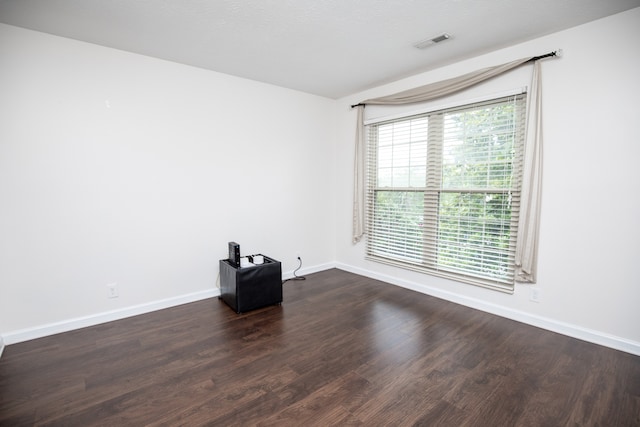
352, 105, 365, 243
358, 57, 530, 106
353, 54, 554, 283
515, 61, 543, 283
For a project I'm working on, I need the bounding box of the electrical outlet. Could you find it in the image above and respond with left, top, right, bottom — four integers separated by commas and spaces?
529, 287, 540, 303
107, 283, 119, 298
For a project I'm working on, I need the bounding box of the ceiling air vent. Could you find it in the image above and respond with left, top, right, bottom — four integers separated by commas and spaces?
414, 33, 451, 49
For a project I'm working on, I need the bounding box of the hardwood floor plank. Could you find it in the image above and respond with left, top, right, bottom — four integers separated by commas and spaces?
257, 371, 371, 425
1, 268, 638, 426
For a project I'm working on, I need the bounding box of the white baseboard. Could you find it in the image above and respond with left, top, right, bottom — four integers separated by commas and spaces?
336, 263, 640, 356
10, 261, 634, 357
2, 261, 337, 347
2, 288, 220, 346
0, 335, 5, 359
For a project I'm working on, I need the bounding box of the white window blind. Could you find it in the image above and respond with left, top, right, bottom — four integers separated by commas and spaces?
365, 94, 526, 292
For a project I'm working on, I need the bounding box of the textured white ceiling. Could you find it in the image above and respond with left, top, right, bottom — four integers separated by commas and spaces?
1, 0, 639, 98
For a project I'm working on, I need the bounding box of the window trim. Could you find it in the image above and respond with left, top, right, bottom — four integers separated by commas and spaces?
365, 93, 527, 293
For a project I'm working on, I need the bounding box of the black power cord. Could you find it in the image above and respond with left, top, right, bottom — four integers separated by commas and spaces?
282, 257, 306, 284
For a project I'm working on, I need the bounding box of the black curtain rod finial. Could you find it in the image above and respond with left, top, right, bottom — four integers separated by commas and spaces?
351, 103, 365, 109
528, 50, 561, 62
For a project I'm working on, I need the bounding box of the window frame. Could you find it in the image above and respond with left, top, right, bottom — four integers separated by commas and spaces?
365, 94, 527, 293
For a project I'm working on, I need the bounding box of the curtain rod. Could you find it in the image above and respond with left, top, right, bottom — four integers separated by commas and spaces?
527, 50, 559, 62
350, 50, 560, 109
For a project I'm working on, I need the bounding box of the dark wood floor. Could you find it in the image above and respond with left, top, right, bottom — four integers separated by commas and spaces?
1, 269, 639, 426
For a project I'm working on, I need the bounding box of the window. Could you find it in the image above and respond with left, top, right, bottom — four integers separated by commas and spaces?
365, 94, 526, 292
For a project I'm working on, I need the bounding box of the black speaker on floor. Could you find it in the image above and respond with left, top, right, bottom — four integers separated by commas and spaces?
219, 255, 282, 313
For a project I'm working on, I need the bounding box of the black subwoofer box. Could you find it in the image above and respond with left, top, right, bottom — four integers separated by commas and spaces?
219, 255, 282, 313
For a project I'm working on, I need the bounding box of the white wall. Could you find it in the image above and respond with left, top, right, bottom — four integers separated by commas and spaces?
0, 23, 337, 340
2, 8, 639, 355
335, 8, 640, 354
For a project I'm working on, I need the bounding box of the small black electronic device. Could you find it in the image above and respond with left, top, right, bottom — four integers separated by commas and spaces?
228, 242, 240, 267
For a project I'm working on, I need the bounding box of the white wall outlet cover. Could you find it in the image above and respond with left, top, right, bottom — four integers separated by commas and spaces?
530, 287, 541, 303
107, 283, 119, 298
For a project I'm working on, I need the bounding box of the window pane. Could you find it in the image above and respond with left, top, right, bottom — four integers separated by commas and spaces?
378, 146, 392, 168
369, 191, 424, 263
437, 192, 512, 281
442, 102, 517, 190
392, 167, 410, 187
374, 116, 428, 189
393, 143, 410, 168
409, 165, 426, 187
378, 167, 393, 187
